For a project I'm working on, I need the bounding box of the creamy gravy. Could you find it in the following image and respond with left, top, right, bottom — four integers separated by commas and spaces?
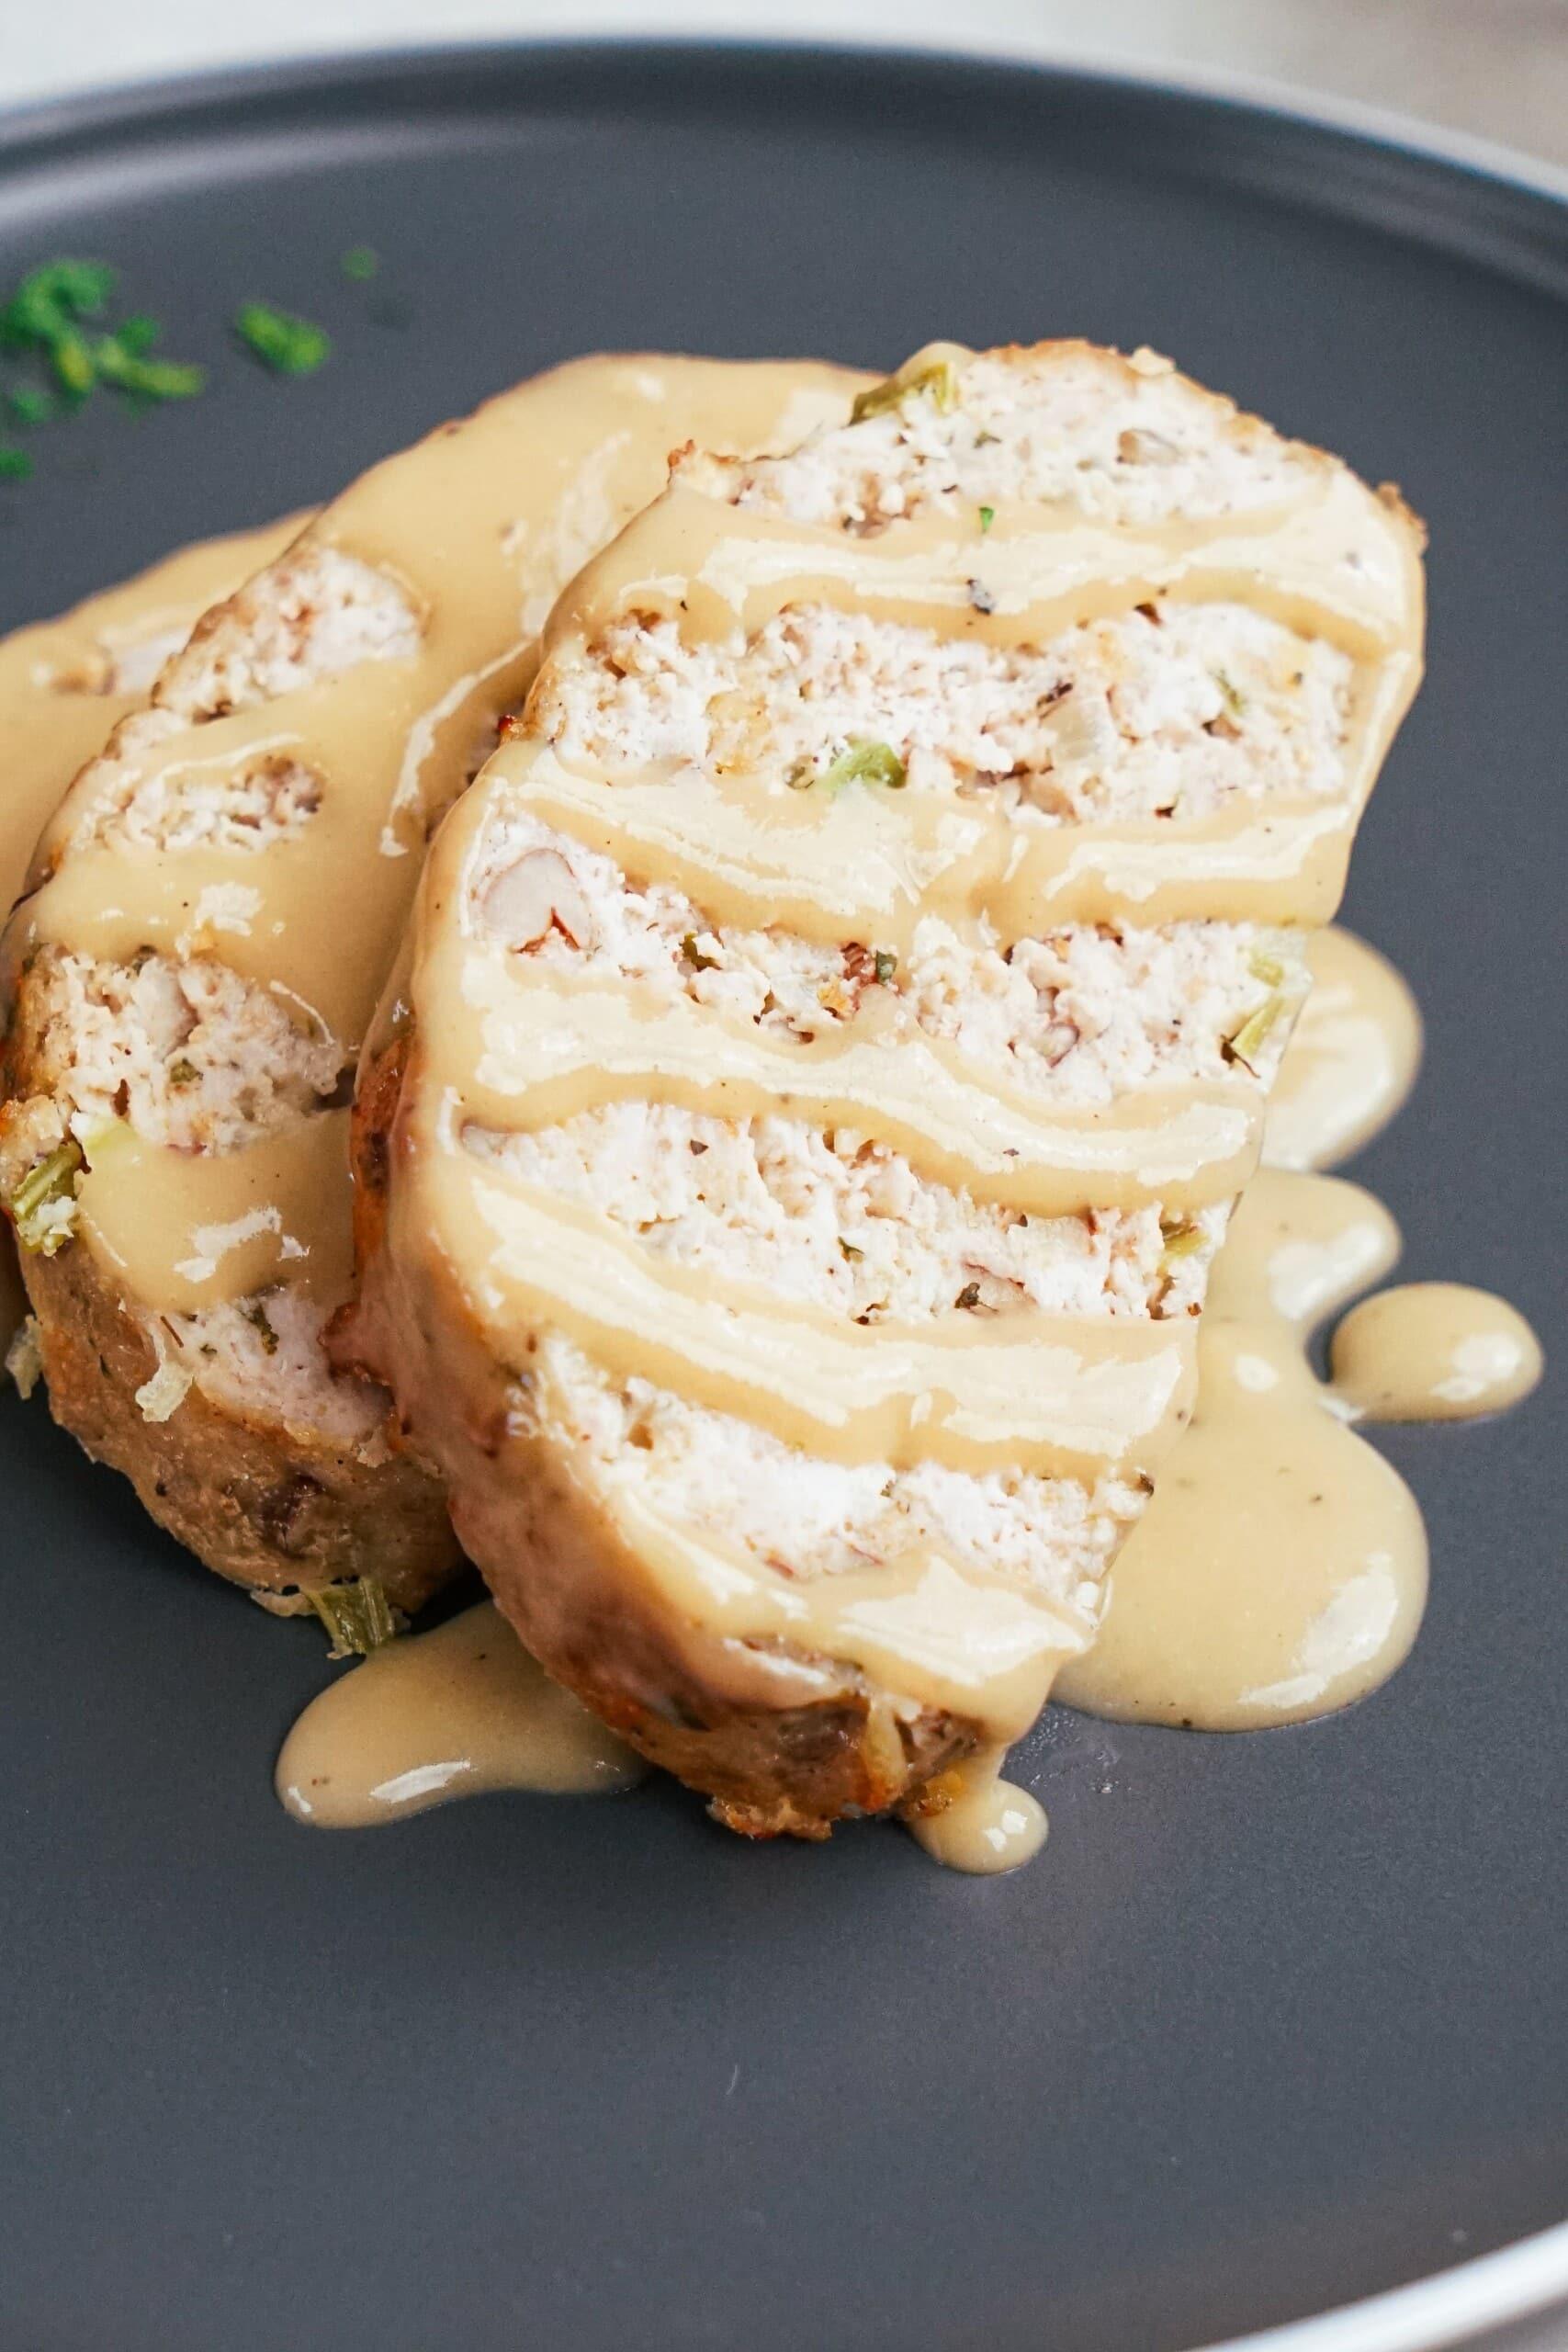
1331, 1282, 1543, 1420
0, 514, 303, 922
908, 1748, 1050, 1875
7, 357, 870, 1322
283, 910, 1540, 1842
1058, 1054, 1542, 1733
395, 340, 1424, 1770
1055, 1169, 1429, 1728
0, 517, 302, 1343
277, 1600, 645, 1827
1263, 924, 1422, 1170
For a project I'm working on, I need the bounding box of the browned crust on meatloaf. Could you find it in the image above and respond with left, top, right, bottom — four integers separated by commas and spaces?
337, 1036, 975, 1834
21, 1218, 457, 1611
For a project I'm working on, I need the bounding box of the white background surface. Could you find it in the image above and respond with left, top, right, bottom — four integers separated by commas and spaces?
5, 5, 1566, 2348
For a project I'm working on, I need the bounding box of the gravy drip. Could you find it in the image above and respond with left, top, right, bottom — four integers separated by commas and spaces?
1058, 964, 1542, 1729
908, 1749, 1050, 1874
1331, 1282, 1542, 1420
1263, 924, 1421, 1169
1055, 1168, 1429, 1727
277, 1600, 645, 1827
396, 340, 1425, 1771
7, 357, 867, 1320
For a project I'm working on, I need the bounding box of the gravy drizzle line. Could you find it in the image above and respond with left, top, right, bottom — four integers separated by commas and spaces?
0, 514, 303, 922
446, 941, 1263, 1214
4, 357, 869, 1320
392, 344, 1424, 1820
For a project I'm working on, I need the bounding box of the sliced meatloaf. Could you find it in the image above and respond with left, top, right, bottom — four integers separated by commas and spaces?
0, 356, 868, 1633
342, 341, 1426, 1825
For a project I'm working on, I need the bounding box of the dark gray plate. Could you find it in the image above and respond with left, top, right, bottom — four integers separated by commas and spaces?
0, 42, 1562, 2352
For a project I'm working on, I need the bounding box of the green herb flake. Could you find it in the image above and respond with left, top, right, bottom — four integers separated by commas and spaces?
242, 1300, 279, 1356
0, 259, 117, 353
234, 301, 331, 377
306, 1577, 402, 1659
851, 356, 960, 425
1223, 992, 1285, 1075
873, 949, 897, 986
167, 1057, 200, 1089
341, 245, 379, 282
1158, 1218, 1205, 1270
8, 1140, 84, 1254
817, 739, 907, 794
0, 445, 33, 481
1215, 668, 1247, 718
978, 503, 995, 533
95, 336, 206, 403
6, 388, 49, 428
50, 331, 96, 399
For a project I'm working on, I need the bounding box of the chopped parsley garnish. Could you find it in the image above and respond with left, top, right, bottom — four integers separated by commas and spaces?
94, 338, 206, 402
873, 949, 897, 986
114, 315, 160, 356
49, 332, 96, 400
0, 257, 209, 458
0, 259, 115, 352
234, 301, 330, 376
341, 246, 379, 282
6, 386, 49, 427
0, 258, 342, 472
815, 740, 907, 794
978, 503, 995, 533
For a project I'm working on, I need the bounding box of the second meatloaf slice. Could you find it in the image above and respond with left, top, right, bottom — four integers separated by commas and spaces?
0, 356, 865, 1630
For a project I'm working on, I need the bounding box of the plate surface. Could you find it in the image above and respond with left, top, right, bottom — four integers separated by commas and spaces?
0, 42, 1563, 2352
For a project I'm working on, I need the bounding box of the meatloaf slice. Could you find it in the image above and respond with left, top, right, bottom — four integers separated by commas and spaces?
343, 339, 1425, 1831
0, 356, 868, 1630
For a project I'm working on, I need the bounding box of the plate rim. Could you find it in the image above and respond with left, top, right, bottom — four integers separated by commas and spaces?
4, 27, 1568, 222
0, 34, 1562, 2352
